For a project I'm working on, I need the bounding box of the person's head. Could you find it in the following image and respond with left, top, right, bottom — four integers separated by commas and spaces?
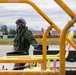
15, 18, 26, 29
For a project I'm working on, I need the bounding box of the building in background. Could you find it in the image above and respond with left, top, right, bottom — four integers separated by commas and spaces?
0, 30, 76, 39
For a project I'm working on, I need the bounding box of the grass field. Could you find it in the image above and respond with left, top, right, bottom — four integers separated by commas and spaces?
0, 38, 76, 45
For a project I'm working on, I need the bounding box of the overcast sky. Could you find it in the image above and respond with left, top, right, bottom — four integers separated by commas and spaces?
0, 0, 76, 31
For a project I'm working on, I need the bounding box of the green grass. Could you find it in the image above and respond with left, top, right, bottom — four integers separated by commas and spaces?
0, 39, 14, 45
36, 38, 60, 45
0, 38, 76, 45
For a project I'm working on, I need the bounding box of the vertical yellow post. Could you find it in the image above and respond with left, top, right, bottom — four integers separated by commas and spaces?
60, 18, 76, 75
42, 26, 53, 70
47, 59, 51, 70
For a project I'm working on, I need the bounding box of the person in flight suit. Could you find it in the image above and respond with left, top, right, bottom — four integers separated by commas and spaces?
13, 18, 38, 68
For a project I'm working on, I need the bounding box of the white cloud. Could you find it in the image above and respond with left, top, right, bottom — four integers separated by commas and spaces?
0, 0, 76, 30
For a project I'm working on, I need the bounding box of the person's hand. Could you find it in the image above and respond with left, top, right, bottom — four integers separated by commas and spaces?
34, 45, 42, 50
34, 45, 48, 50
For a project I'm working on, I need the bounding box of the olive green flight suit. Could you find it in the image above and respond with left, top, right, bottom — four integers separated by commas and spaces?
13, 27, 38, 54
13, 27, 38, 68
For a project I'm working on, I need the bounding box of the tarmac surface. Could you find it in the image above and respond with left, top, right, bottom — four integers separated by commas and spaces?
0, 45, 75, 57
0, 45, 34, 57
0, 45, 34, 70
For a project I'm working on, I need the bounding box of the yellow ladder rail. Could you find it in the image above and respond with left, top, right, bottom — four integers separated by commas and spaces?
54, 0, 76, 18
60, 18, 76, 75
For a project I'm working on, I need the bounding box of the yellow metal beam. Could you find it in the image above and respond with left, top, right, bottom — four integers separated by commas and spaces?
0, 70, 60, 75
0, 59, 43, 63
0, 0, 28, 3
42, 26, 53, 70
60, 18, 76, 75
27, 1, 76, 50
54, 0, 76, 18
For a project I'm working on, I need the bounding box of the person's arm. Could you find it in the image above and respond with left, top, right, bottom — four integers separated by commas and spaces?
24, 30, 38, 46
24, 30, 44, 50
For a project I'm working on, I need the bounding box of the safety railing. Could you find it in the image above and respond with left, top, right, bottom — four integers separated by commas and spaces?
5, 28, 74, 71
0, 0, 76, 75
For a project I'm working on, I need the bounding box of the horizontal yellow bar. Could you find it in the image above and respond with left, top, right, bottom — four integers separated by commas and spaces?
4, 57, 59, 61
5, 52, 69, 60
0, 0, 28, 3
5, 55, 59, 58
0, 70, 60, 75
0, 59, 43, 63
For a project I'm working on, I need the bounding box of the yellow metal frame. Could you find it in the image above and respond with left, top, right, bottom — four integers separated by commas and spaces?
5, 30, 74, 70
0, 0, 76, 75
60, 18, 76, 74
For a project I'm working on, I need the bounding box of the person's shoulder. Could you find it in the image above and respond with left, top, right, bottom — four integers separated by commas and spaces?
25, 28, 31, 33
26, 27, 32, 32
24, 27, 32, 34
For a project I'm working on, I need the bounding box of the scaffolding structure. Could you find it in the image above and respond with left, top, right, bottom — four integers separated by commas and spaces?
0, 0, 76, 75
